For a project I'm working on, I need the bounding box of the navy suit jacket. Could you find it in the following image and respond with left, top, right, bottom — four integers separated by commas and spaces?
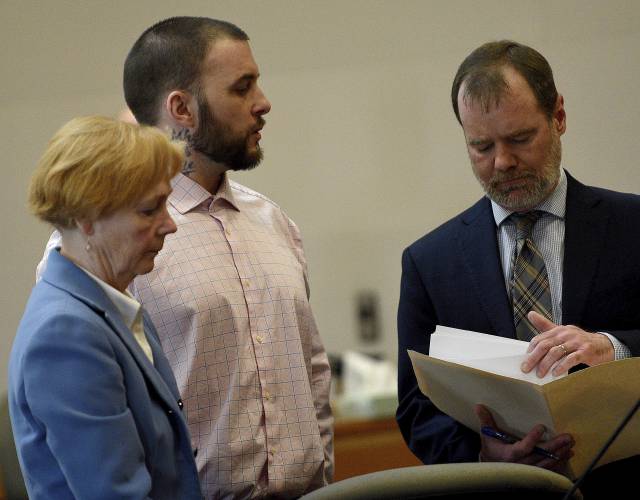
9, 250, 202, 500
397, 172, 640, 495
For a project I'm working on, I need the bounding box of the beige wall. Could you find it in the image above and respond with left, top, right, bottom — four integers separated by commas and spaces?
2, 0, 639, 393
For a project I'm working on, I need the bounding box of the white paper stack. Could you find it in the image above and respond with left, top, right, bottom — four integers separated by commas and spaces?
429, 325, 565, 384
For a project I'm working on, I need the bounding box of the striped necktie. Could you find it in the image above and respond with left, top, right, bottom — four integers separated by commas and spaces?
510, 211, 552, 341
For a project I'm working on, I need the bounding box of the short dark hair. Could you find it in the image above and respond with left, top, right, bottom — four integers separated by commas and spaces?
123, 17, 249, 125
451, 40, 558, 124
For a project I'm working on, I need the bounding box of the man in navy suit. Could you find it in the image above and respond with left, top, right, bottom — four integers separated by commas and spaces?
396, 40, 640, 498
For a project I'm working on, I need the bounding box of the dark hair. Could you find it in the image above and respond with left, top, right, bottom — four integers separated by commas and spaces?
451, 40, 558, 124
123, 17, 249, 125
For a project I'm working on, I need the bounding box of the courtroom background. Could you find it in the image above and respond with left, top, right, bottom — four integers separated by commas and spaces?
1, 0, 639, 396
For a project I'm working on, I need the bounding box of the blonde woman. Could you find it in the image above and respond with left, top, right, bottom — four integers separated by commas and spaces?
9, 116, 202, 499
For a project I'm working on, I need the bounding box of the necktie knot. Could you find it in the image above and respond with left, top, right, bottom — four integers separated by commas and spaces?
511, 211, 543, 241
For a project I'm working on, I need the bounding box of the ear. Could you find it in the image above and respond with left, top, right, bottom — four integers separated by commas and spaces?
552, 94, 567, 136
165, 90, 197, 129
74, 218, 94, 236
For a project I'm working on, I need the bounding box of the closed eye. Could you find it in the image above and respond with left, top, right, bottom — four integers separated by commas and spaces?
234, 83, 251, 96
140, 206, 160, 217
231, 75, 256, 96
510, 135, 531, 144
474, 143, 493, 153
138, 198, 166, 217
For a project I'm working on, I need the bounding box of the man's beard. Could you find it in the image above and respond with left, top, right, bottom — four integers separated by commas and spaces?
475, 128, 562, 211
191, 98, 264, 171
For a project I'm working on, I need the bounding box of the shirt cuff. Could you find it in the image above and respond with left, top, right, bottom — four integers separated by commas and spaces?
599, 332, 632, 360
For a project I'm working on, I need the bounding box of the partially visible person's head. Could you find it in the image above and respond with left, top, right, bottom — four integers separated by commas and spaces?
123, 17, 249, 126
451, 40, 558, 125
452, 41, 566, 212
118, 107, 138, 124
29, 115, 183, 228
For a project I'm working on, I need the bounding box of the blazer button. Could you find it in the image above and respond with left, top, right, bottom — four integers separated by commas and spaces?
178, 399, 184, 410
167, 408, 174, 415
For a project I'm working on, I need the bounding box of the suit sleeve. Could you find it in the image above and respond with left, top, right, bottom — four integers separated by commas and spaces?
22, 314, 153, 499
396, 247, 480, 464
606, 331, 640, 356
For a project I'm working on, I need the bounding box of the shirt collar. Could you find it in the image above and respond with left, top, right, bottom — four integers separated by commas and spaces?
169, 172, 240, 214
491, 168, 567, 227
83, 269, 141, 331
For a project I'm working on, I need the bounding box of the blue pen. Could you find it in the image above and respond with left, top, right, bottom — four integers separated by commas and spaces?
481, 426, 560, 461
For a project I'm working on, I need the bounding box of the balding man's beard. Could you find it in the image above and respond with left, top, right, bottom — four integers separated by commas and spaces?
476, 131, 562, 211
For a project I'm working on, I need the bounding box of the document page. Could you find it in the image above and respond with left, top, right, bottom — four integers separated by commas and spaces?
428, 325, 564, 384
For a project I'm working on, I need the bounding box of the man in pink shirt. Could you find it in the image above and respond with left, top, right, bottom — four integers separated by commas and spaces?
39, 16, 333, 499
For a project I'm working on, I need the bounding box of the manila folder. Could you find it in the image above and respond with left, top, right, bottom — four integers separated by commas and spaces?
408, 350, 640, 478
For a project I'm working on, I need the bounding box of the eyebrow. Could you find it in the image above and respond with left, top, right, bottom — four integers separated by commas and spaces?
508, 127, 536, 138
141, 189, 171, 204
230, 72, 258, 87
467, 127, 537, 146
468, 137, 491, 147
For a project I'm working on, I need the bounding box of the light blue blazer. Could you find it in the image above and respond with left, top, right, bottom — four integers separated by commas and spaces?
8, 250, 202, 499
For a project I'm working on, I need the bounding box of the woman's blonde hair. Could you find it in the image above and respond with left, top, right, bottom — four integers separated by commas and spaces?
29, 115, 184, 228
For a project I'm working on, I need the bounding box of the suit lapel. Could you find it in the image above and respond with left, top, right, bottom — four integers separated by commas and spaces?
457, 198, 517, 338
562, 174, 609, 325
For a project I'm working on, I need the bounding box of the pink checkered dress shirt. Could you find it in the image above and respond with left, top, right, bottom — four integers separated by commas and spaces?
131, 173, 334, 499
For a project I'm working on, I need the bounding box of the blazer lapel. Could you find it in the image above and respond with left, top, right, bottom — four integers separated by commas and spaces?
100, 309, 181, 411
43, 250, 181, 413
142, 311, 182, 400
562, 174, 609, 325
457, 198, 516, 338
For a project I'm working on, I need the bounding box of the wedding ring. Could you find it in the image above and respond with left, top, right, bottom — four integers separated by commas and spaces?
558, 343, 568, 357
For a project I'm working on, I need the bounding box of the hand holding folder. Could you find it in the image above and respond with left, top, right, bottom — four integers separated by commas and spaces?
408, 325, 640, 479
480, 426, 560, 461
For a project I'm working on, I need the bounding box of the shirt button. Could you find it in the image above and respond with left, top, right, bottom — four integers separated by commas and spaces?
225, 228, 231, 236
243, 280, 250, 288
256, 335, 264, 344
264, 391, 271, 401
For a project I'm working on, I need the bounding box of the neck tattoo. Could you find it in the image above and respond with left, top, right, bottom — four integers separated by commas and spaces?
171, 128, 196, 176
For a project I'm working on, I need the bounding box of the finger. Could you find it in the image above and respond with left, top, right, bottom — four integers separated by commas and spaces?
551, 350, 579, 376
536, 344, 568, 378
526, 330, 560, 356
474, 404, 496, 428
537, 452, 572, 472
516, 424, 546, 454
551, 442, 575, 461
522, 434, 574, 469
543, 433, 574, 454
527, 311, 557, 336
534, 445, 574, 472
522, 329, 566, 373
522, 341, 554, 373
537, 433, 574, 462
